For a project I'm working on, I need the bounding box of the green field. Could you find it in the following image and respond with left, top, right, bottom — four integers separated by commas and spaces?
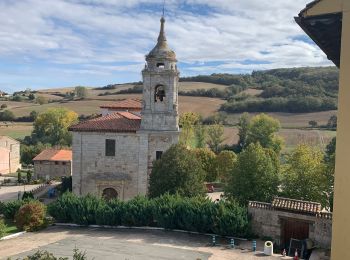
0, 122, 33, 139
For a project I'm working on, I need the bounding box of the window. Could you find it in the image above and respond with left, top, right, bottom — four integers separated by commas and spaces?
62, 162, 66, 165
105, 139, 116, 156
55, 161, 59, 165
156, 151, 163, 160
155, 85, 166, 102
157, 63, 165, 69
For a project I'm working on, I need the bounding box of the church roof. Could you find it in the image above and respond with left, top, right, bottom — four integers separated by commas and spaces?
147, 17, 176, 61
69, 112, 141, 133
33, 149, 72, 162
100, 99, 142, 111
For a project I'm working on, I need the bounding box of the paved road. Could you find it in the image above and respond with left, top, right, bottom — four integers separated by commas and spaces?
0, 184, 42, 202
0, 226, 287, 260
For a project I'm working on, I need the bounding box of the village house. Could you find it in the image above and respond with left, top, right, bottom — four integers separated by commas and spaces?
33, 149, 72, 180
248, 197, 332, 255
69, 16, 180, 201
0, 136, 21, 174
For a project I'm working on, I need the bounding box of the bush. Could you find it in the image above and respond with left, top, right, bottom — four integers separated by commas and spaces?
0, 104, 7, 109
0, 219, 6, 238
15, 201, 47, 231
47, 192, 78, 223
120, 196, 154, 227
2, 200, 26, 219
22, 192, 34, 200
49, 193, 250, 237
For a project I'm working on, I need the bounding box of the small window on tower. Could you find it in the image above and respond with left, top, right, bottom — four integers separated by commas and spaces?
155, 85, 166, 102
105, 139, 116, 156
156, 151, 163, 160
157, 63, 165, 69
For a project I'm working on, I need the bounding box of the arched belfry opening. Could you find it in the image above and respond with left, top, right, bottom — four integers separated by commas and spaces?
102, 187, 118, 201
155, 85, 166, 102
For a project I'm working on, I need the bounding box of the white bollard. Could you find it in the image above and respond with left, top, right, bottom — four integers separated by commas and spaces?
264, 241, 273, 256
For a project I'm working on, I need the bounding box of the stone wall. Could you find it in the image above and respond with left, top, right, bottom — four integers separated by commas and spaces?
248, 202, 332, 249
72, 132, 141, 200
0, 136, 21, 174
34, 161, 71, 180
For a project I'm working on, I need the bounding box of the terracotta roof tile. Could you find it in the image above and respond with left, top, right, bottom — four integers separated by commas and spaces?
272, 197, 321, 215
33, 149, 72, 161
100, 99, 142, 110
69, 112, 141, 133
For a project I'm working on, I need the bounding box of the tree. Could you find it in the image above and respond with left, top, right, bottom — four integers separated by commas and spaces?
207, 124, 225, 153
193, 148, 218, 182
17, 169, 22, 183
327, 115, 337, 129
179, 112, 201, 147
225, 143, 280, 205
216, 150, 237, 182
27, 170, 32, 183
20, 143, 48, 165
32, 108, 78, 146
29, 110, 38, 121
309, 120, 318, 128
0, 110, 15, 121
324, 137, 336, 210
28, 93, 35, 100
35, 96, 48, 105
149, 144, 206, 198
280, 144, 328, 207
237, 113, 250, 150
194, 125, 206, 148
75, 86, 88, 99
245, 114, 283, 153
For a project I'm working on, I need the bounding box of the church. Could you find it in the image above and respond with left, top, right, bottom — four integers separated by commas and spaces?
69, 16, 180, 200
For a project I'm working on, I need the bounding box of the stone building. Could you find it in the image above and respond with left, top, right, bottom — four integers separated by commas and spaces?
33, 149, 72, 180
69, 16, 180, 201
0, 136, 21, 174
248, 197, 332, 251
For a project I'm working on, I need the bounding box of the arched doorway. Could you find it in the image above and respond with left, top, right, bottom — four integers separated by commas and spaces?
102, 188, 118, 200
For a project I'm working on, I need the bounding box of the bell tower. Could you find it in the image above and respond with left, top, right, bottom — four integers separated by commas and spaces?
140, 16, 179, 131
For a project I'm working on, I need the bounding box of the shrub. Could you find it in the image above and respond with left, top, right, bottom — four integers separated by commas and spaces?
120, 196, 154, 227
15, 201, 47, 231
22, 192, 34, 200
95, 199, 123, 226
0, 104, 7, 109
2, 200, 26, 219
47, 192, 79, 223
0, 219, 7, 238
49, 193, 250, 237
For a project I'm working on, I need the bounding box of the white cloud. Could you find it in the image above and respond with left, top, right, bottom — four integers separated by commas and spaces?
0, 0, 333, 91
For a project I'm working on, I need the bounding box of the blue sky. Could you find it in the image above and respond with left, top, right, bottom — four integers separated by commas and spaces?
0, 0, 332, 93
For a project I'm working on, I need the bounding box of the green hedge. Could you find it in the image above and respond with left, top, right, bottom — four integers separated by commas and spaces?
48, 193, 250, 237
0, 200, 27, 220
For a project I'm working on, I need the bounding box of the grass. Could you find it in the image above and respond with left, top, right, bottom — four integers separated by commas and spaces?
0, 122, 33, 139
2, 219, 20, 237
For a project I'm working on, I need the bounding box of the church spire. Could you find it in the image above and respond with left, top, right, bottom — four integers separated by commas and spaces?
157, 16, 167, 46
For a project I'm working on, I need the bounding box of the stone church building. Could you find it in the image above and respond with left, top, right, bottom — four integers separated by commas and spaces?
69, 16, 180, 200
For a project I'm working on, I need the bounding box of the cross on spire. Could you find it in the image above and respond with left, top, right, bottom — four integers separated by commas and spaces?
162, 0, 165, 18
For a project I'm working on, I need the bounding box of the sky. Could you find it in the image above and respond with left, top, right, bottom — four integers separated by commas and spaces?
0, 0, 333, 93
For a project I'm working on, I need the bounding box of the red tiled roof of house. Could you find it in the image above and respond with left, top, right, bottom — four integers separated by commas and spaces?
272, 197, 321, 215
33, 149, 72, 162
69, 112, 141, 133
100, 99, 142, 110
